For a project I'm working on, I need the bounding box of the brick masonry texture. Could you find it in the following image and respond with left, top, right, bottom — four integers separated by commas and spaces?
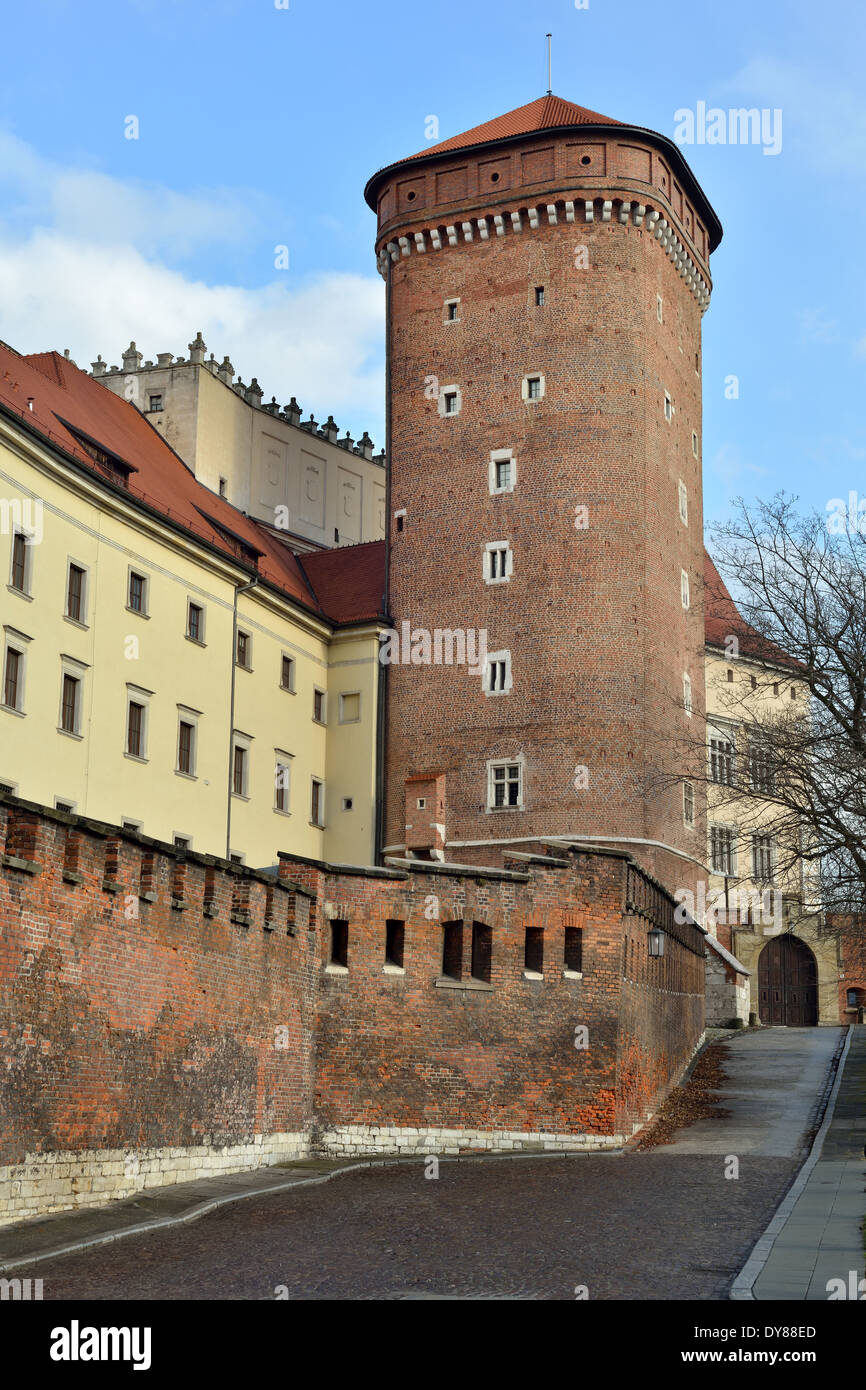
0, 797, 705, 1222
379, 129, 709, 899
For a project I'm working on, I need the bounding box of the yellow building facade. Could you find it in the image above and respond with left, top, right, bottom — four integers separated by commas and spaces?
0, 346, 385, 868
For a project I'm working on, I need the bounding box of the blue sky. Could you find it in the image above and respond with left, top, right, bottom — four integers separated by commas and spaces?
1, 0, 863, 524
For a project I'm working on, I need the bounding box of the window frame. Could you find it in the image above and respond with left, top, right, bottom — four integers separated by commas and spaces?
438, 384, 461, 418
522, 373, 545, 403
489, 449, 517, 496
176, 706, 199, 778
486, 756, 524, 811
235, 629, 252, 670
2, 638, 25, 713
274, 750, 292, 814
683, 780, 695, 828
678, 479, 688, 526
280, 653, 296, 693
483, 540, 513, 585
310, 776, 325, 828
126, 568, 149, 617
338, 691, 361, 724
484, 649, 512, 697
312, 688, 327, 725
186, 600, 205, 645
125, 686, 150, 760
65, 560, 89, 626
710, 822, 737, 877
59, 655, 88, 738
9, 531, 32, 596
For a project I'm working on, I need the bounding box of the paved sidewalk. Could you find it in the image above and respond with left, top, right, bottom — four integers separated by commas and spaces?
736, 1026, 866, 1300
0, 1157, 365, 1272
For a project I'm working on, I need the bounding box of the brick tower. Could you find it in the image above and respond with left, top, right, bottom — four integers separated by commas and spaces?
366, 95, 722, 896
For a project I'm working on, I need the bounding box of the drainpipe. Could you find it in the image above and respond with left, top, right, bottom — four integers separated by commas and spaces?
375, 250, 393, 865
226, 572, 259, 860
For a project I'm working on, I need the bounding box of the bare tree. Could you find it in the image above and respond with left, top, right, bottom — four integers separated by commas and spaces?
692, 493, 866, 914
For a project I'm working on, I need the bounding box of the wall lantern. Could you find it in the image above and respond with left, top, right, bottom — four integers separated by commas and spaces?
648, 925, 665, 957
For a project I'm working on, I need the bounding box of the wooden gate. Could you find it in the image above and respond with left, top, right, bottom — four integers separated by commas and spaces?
758, 935, 819, 1026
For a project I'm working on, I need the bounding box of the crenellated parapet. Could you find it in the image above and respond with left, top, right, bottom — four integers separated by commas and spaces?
376, 195, 711, 313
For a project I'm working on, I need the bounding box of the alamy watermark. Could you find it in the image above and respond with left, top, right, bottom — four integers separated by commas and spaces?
379, 621, 488, 676
674, 102, 782, 157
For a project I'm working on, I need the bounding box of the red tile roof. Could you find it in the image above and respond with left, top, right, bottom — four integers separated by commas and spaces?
703, 551, 800, 670
0, 343, 385, 628
299, 541, 386, 625
402, 95, 619, 163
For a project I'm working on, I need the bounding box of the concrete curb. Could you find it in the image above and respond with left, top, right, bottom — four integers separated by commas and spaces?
0, 1145, 624, 1274
729, 1026, 852, 1301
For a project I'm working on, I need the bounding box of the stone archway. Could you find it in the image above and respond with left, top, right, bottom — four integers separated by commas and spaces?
758, 935, 819, 1026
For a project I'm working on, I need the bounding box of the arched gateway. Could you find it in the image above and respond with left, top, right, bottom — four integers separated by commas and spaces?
758, 935, 819, 1026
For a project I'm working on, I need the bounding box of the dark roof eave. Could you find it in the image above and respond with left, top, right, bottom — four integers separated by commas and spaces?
365, 120, 722, 252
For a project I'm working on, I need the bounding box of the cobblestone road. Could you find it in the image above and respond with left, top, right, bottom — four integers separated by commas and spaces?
30, 1151, 797, 1301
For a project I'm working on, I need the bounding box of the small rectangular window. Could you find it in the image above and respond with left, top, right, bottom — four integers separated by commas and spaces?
490, 547, 508, 579
692, 430, 699, 459
11, 533, 28, 593
128, 571, 147, 614
678, 480, 688, 526
526, 376, 542, 400
442, 921, 463, 980
275, 760, 290, 812
750, 739, 775, 794
564, 927, 583, 974
218, 478, 227, 498
535, 286, 545, 306
232, 744, 248, 796
127, 700, 144, 756
149, 394, 163, 412
313, 689, 326, 724
681, 570, 690, 610
495, 459, 511, 491
446, 300, 459, 321
752, 833, 774, 883
3, 647, 21, 710
710, 734, 735, 785
487, 658, 508, 693
236, 630, 250, 668
177, 720, 194, 775
711, 825, 735, 876
657, 294, 663, 323
683, 780, 695, 827
311, 777, 324, 827
471, 922, 492, 983
187, 602, 203, 642
490, 761, 521, 809
524, 927, 544, 975
664, 392, 673, 422
174, 835, 190, 849
683, 672, 692, 716
67, 564, 85, 622
385, 920, 405, 968
330, 919, 349, 968
280, 655, 295, 691
443, 391, 458, 415
61, 674, 80, 734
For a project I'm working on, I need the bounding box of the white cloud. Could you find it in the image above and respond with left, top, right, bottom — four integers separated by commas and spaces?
0, 132, 386, 443
707, 443, 769, 487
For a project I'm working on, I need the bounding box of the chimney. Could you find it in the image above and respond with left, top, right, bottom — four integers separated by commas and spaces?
188, 331, 206, 364
122, 342, 143, 371
156, 352, 174, 367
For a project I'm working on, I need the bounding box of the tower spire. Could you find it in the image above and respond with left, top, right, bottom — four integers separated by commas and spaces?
546, 32, 552, 96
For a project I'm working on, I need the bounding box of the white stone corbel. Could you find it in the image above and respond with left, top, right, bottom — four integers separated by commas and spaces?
446, 225, 458, 246
493, 214, 506, 236
387, 241, 400, 263
584, 200, 594, 222
565, 200, 575, 223
398, 236, 411, 257
633, 204, 646, 227
601, 200, 612, 222
528, 206, 540, 228
430, 228, 442, 250
618, 201, 632, 224
477, 217, 489, 240
511, 210, 523, 232
646, 210, 660, 230
462, 221, 474, 242
546, 203, 558, 225
656, 218, 668, 241
414, 231, 426, 252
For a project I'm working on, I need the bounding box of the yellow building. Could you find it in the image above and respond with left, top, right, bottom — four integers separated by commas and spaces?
93, 334, 386, 552
703, 554, 839, 1024
0, 343, 386, 867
